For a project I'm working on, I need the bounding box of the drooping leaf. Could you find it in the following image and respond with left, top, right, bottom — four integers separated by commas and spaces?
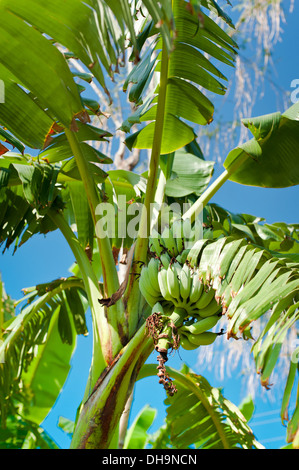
224, 103, 299, 188
0, 276, 86, 424
21, 306, 76, 424
187, 235, 299, 447
140, 364, 262, 449
0, 5, 84, 128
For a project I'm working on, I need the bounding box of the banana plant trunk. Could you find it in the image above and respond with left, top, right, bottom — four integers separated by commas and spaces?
70, 324, 154, 449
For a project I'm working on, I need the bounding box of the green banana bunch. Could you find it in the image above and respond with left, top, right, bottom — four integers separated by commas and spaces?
139, 255, 221, 319
140, 224, 225, 360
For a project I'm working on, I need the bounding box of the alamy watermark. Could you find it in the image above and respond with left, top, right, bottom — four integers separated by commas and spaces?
95, 197, 203, 249
290, 79, 299, 103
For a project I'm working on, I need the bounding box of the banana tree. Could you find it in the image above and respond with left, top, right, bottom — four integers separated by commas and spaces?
0, 0, 298, 449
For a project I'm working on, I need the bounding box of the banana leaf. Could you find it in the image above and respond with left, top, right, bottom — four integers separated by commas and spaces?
224, 103, 299, 188
123, 0, 237, 154
140, 364, 262, 449
21, 306, 77, 425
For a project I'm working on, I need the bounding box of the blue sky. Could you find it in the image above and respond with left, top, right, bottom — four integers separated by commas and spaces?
1, 1, 299, 449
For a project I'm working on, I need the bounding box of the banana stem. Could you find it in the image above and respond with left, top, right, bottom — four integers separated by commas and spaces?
64, 128, 120, 300
124, 40, 170, 338
156, 308, 186, 352
182, 153, 250, 223
150, 169, 166, 233
138, 40, 169, 250
70, 322, 154, 449
64, 128, 126, 358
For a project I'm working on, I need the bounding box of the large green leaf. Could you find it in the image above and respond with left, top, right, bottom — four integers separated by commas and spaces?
1, 0, 129, 93
123, 0, 237, 154
203, 203, 299, 260
224, 103, 299, 188
165, 150, 214, 197
140, 364, 262, 449
21, 306, 76, 425
0, 4, 84, 128
0, 276, 86, 424
0, 0, 152, 149
186, 235, 299, 446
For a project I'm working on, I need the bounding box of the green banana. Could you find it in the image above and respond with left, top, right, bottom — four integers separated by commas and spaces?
189, 270, 204, 304
139, 267, 162, 307
173, 219, 193, 250
166, 263, 181, 302
147, 257, 161, 293
187, 331, 219, 346
160, 252, 172, 269
192, 287, 215, 310
179, 332, 199, 350
158, 268, 173, 302
140, 266, 161, 297
197, 297, 222, 318
180, 314, 220, 335
161, 226, 178, 257
176, 249, 190, 265
179, 263, 192, 301
169, 307, 188, 328
149, 229, 164, 256
171, 219, 185, 254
